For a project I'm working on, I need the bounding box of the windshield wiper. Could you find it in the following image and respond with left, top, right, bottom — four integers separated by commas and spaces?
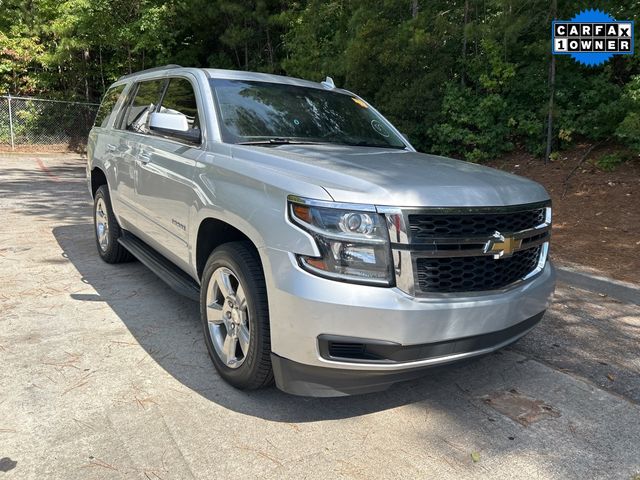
237, 138, 325, 146
237, 138, 407, 149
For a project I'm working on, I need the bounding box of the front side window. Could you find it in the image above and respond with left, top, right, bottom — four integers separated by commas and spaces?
94, 84, 125, 128
210, 79, 406, 149
124, 79, 165, 134
156, 78, 201, 144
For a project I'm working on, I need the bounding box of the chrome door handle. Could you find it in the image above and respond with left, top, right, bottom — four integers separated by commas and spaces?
106, 144, 117, 152
138, 152, 151, 164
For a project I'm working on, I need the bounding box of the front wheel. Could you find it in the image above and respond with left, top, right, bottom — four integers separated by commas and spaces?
93, 185, 133, 263
200, 242, 273, 390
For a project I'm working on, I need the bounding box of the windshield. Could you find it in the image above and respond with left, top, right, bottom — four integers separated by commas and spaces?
210, 79, 407, 149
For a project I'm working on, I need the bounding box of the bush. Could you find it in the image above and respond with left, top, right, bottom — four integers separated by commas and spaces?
595, 152, 629, 171
616, 113, 640, 152
429, 84, 513, 162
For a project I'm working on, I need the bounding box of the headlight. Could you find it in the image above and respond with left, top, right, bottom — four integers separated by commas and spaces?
288, 196, 393, 286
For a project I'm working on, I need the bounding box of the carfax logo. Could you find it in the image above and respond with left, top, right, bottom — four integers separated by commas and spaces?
552, 9, 634, 66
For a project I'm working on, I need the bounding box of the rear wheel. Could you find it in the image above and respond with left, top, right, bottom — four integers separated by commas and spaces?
200, 242, 273, 390
93, 185, 133, 263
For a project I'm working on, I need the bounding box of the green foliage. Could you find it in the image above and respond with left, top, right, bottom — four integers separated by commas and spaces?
595, 152, 630, 171
616, 113, 640, 151
1, 0, 639, 159
430, 84, 512, 162
615, 76, 640, 151
549, 151, 561, 162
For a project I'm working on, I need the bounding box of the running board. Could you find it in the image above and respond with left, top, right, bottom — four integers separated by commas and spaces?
118, 232, 200, 302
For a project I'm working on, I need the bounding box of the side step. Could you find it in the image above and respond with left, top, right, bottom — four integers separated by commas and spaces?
118, 231, 200, 302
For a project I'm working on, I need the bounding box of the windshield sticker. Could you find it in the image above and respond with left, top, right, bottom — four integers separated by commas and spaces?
371, 119, 390, 137
351, 97, 368, 108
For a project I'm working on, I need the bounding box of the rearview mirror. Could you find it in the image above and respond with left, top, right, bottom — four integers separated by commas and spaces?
149, 111, 201, 144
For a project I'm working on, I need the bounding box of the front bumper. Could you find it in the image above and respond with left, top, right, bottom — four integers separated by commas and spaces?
272, 311, 543, 397
262, 247, 556, 396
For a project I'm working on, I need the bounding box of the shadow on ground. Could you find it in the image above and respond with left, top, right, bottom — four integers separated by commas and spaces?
5, 154, 640, 477
515, 285, 640, 403
0, 156, 88, 221
53, 222, 516, 423
47, 225, 640, 477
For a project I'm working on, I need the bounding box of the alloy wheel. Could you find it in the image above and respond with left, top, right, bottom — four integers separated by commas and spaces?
95, 197, 109, 252
206, 267, 251, 368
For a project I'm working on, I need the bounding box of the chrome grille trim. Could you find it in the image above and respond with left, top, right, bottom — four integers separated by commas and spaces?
380, 203, 551, 296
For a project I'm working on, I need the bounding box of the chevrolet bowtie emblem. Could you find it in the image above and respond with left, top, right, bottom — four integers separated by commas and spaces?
483, 231, 522, 259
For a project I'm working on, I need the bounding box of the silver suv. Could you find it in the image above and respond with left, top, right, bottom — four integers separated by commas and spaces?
87, 65, 555, 397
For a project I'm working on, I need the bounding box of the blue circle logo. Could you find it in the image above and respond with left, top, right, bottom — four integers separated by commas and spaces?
552, 9, 634, 67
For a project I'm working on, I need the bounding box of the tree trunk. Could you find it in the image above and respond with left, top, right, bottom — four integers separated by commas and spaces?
461, 0, 469, 86
503, 1, 511, 61
545, 0, 557, 164
99, 45, 105, 93
266, 26, 274, 70
411, 0, 419, 18
83, 49, 90, 101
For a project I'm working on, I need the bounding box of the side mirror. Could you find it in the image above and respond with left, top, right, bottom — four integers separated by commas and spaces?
149, 111, 201, 144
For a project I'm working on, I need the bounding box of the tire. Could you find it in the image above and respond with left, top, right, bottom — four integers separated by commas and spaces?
200, 241, 273, 390
93, 185, 134, 263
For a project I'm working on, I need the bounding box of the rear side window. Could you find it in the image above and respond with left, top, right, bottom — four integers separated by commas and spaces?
94, 85, 125, 128
157, 78, 202, 143
124, 80, 165, 134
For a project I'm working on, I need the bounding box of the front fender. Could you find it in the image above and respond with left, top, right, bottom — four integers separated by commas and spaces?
188, 148, 332, 281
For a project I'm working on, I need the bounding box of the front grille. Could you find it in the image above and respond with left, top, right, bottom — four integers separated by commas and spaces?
327, 342, 367, 359
416, 246, 542, 292
409, 208, 545, 240
398, 204, 550, 294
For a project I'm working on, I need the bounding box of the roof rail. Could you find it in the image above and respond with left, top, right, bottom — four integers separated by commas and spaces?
118, 64, 183, 81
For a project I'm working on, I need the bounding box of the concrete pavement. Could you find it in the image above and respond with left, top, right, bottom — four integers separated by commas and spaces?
1, 154, 639, 479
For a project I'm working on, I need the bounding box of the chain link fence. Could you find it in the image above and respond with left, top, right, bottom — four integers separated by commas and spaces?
0, 95, 99, 151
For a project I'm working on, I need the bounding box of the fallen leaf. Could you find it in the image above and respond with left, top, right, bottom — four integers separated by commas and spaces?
607, 373, 615, 382
470, 452, 481, 463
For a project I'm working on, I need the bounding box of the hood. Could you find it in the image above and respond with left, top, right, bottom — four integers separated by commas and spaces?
232, 144, 550, 207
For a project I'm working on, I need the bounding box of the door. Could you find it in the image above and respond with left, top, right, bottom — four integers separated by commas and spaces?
134, 76, 204, 270
114, 79, 166, 228
91, 83, 130, 219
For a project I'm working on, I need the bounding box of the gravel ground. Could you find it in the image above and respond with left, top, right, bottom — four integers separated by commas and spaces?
1, 154, 639, 479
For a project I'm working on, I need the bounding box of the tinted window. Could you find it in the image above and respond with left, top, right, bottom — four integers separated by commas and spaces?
210, 79, 406, 149
153, 78, 202, 144
125, 80, 165, 134
94, 85, 124, 128
160, 78, 200, 130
